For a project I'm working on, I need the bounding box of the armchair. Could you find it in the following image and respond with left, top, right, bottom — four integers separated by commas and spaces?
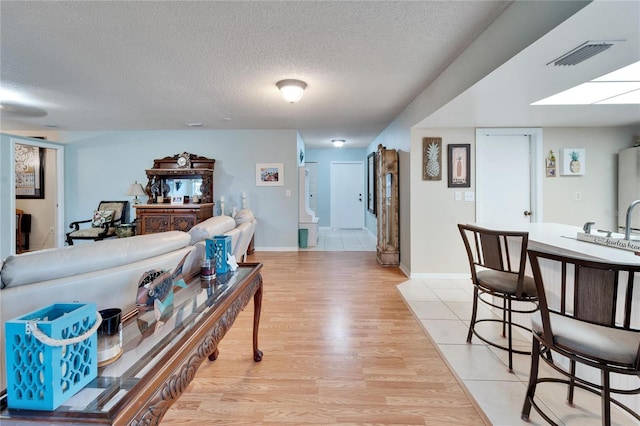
66, 201, 129, 245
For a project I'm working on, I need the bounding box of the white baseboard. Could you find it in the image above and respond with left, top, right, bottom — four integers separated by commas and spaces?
253, 246, 300, 252
408, 273, 470, 279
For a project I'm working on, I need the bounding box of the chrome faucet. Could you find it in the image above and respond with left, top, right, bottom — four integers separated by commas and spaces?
624, 199, 640, 240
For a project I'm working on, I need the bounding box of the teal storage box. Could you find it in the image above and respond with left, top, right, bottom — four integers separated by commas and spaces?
4, 302, 99, 411
206, 235, 232, 274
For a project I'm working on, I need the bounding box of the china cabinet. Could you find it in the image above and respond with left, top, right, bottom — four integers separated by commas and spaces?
376, 144, 399, 266
134, 153, 215, 235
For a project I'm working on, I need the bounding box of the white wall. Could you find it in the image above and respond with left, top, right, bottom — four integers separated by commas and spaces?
410, 128, 476, 276
410, 126, 639, 276
542, 127, 636, 231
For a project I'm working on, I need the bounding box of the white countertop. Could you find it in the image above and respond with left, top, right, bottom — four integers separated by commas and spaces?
473, 222, 640, 266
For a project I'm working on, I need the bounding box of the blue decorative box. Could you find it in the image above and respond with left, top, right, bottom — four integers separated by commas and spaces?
206, 235, 232, 274
4, 303, 99, 411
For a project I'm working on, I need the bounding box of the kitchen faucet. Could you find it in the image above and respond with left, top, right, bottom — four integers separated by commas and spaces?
624, 199, 640, 240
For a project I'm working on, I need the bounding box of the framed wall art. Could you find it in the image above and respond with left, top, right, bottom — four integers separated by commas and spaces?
422, 137, 442, 180
367, 152, 376, 215
560, 148, 585, 176
447, 144, 470, 188
15, 143, 45, 199
256, 163, 284, 186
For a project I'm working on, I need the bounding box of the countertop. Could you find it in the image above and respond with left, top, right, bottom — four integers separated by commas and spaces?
473, 222, 640, 266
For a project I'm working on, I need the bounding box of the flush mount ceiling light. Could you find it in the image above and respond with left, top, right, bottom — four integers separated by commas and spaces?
332, 139, 345, 148
276, 79, 307, 103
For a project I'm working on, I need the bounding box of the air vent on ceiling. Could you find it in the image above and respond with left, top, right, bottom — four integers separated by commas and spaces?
548, 41, 615, 66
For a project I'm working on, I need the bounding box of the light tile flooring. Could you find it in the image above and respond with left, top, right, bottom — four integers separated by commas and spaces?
397, 278, 638, 426
301, 228, 376, 251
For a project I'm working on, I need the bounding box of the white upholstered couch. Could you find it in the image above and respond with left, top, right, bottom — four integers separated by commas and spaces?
0, 210, 256, 390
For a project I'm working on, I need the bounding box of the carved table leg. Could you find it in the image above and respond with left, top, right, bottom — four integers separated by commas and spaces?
208, 347, 219, 361
253, 279, 263, 362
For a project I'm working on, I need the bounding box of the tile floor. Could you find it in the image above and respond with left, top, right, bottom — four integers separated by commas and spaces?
301, 228, 376, 251
397, 278, 638, 426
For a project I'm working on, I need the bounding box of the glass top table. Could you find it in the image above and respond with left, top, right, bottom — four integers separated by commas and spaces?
0, 263, 263, 425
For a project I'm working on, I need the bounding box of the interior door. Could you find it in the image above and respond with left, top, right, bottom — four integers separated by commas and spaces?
476, 130, 539, 225
330, 161, 364, 229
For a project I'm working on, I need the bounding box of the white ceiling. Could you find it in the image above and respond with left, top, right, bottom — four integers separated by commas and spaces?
1, 1, 638, 149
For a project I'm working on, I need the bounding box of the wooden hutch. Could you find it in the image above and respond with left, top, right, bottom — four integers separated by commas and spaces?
134, 152, 215, 235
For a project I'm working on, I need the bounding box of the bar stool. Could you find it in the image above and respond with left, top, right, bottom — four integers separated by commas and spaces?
522, 249, 640, 426
457, 224, 538, 371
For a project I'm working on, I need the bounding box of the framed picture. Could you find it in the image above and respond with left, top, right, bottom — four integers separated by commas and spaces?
367, 152, 376, 215
256, 163, 284, 186
15, 144, 45, 199
447, 144, 470, 188
560, 148, 585, 176
422, 137, 442, 180
171, 195, 184, 205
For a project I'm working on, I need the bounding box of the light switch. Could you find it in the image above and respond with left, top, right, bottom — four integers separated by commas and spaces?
455, 191, 462, 201
286, 190, 291, 197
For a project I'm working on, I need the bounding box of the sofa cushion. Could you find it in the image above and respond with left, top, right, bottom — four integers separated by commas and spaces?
187, 215, 236, 245
234, 209, 254, 225
1, 231, 190, 289
92, 209, 114, 227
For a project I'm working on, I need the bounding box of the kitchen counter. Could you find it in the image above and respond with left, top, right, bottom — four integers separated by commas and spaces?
474, 222, 640, 265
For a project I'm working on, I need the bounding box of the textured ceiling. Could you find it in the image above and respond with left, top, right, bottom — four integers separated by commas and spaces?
0, 1, 512, 148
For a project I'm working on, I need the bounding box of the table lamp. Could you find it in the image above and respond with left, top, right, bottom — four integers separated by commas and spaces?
126, 181, 146, 205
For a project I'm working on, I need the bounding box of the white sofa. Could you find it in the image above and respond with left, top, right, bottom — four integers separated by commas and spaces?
0, 210, 256, 390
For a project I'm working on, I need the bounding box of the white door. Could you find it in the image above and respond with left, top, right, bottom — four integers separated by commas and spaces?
330, 162, 364, 229
476, 128, 542, 225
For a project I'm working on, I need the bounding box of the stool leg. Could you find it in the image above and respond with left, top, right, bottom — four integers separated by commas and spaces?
601, 370, 611, 426
467, 286, 479, 343
507, 298, 513, 372
521, 338, 540, 421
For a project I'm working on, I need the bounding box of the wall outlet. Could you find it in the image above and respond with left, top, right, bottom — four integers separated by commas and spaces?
575, 191, 582, 201
464, 191, 475, 202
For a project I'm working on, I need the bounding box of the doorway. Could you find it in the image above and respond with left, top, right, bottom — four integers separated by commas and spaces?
475, 128, 542, 224
330, 161, 365, 229
10, 137, 65, 254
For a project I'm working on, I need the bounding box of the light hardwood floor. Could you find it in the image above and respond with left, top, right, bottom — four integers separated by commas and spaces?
162, 251, 489, 425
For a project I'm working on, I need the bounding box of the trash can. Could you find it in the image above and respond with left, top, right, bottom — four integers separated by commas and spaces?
298, 228, 308, 248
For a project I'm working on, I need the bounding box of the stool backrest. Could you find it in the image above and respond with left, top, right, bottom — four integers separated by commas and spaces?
458, 224, 529, 295
527, 249, 640, 337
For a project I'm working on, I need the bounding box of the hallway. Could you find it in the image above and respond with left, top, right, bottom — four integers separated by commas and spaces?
301, 228, 376, 252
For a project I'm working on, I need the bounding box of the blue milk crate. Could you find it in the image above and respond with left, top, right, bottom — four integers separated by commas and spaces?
4, 302, 99, 411
206, 235, 232, 274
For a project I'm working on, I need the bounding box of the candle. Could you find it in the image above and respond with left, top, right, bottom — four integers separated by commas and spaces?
220, 196, 224, 202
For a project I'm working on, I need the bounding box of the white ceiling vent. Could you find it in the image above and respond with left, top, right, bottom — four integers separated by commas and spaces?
548, 41, 616, 66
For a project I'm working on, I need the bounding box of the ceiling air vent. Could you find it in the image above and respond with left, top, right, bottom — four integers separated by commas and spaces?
548, 41, 614, 66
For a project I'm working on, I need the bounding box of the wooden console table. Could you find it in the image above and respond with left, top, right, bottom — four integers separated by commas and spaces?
0, 263, 263, 425
134, 203, 213, 235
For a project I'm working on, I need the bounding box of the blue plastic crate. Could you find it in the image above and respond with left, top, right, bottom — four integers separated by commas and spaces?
206, 235, 232, 274
4, 302, 99, 411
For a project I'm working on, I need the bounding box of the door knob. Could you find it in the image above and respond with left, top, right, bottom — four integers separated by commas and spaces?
523, 210, 532, 216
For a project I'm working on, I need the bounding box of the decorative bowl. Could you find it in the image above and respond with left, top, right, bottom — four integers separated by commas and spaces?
115, 224, 136, 238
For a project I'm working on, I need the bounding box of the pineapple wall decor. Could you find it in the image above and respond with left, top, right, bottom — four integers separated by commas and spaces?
447, 144, 471, 188
422, 137, 442, 180
560, 148, 586, 176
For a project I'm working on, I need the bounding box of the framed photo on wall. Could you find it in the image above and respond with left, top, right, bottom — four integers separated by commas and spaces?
447, 144, 470, 188
15, 144, 45, 199
256, 163, 284, 186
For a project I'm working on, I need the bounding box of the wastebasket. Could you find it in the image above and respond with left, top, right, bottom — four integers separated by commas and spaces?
298, 228, 308, 248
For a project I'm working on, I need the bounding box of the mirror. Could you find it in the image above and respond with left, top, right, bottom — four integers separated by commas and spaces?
165, 178, 202, 197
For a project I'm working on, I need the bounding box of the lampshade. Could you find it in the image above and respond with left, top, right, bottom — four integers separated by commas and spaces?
126, 181, 146, 204
332, 139, 345, 148
276, 79, 307, 103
